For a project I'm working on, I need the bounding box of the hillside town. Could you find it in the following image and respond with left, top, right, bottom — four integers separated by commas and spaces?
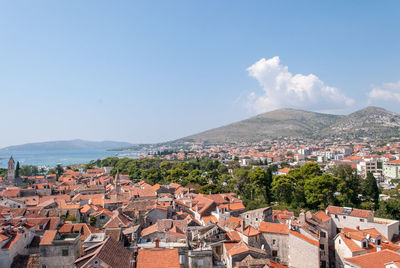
138, 139, 400, 185
1, 146, 400, 268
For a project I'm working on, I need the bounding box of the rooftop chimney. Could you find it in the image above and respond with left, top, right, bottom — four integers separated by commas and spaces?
155, 238, 160, 248
356, 226, 360, 230
299, 210, 306, 225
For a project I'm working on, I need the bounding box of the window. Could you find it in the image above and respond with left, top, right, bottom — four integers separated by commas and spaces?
362, 241, 367, 248
343, 216, 346, 219
272, 239, 276, 245
62, 249, 69, 256
339, 239, 341, 244
360, 219, 364, 222
320, 244, 325, 250
197, 259, 203, 266
272, 250, 278, 257
377, 239, 381, 245
320, 232, 326, 238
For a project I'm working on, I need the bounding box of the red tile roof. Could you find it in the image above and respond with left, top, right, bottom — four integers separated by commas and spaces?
39, 230, 57, 246
241, 225, 260, 237
326, 206, 372, 218
137, 248, 180, 268
75, 237, 132, 268
228, 241, 266, 256
259, 222, 288, 235
314, 211, 331, 223
345, 249, 400, 268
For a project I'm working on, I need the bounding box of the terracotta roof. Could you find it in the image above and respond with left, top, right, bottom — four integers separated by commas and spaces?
345, 249, 400, 268
326, 206, 372, 218
102, 212, 133, 229
269, 260, 289, 268
259, 222, 288, 234
141, 219, 187, 238
137, 248, 180, 268
228, 241, 267, 256
75, 237, 132, 268
338, 233, 366, 253
202, 215, 218, 224
39, 230, 57, 245
227, 231, 241, 242
2, 233, 22, 250
314, 211, 331, 223
218, 216, 242, 230
241, 225, 260, 237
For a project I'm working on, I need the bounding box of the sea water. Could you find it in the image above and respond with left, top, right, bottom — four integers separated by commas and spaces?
0, 149, 143, 168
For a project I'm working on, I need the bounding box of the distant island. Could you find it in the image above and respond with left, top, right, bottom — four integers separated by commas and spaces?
1, 139, 134, 152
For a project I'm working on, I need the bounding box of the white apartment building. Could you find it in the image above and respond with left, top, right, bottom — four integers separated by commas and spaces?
383, 160, 400, 180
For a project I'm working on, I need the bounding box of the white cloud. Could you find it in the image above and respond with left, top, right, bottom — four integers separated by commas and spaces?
368, 81, 400, 102
246, 56, 354, 114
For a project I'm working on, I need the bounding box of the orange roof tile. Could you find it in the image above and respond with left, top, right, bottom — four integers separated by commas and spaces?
345, 249, 400, 268
314, 211, 331, 223
40, 230, 57, 246
137, 248, 180, 268
259, 222, 288, 235
326, 206, 372, 218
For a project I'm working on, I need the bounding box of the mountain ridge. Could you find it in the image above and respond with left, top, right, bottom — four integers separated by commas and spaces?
168, 106, 400, 145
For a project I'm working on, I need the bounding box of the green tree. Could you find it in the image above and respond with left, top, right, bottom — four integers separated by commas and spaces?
304, 174, 342, 209
271, 175, 294, 204
248, 167, 272, 203
56, 164, 64, 178
331, 165, 362, 207
20, 165, 39, 176
362, 172, 380, 208
90, 216, 97, 226
375, 199, 400, 220
300, 162, 322, 178
0, 168, 7, 177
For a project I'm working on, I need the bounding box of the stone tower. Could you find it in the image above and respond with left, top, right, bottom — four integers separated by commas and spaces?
8, 156, 15, 182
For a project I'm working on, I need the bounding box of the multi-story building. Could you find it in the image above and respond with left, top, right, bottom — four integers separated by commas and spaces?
326, 206, 399, 241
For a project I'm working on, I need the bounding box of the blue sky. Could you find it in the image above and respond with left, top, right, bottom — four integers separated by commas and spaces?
1, 1, 400, 147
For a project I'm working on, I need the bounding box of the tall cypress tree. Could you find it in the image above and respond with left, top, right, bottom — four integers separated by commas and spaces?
15, 161, 20, 178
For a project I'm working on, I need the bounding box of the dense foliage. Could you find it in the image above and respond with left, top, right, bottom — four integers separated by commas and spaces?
0, 168, 7, 178
92, 157, 384, 212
